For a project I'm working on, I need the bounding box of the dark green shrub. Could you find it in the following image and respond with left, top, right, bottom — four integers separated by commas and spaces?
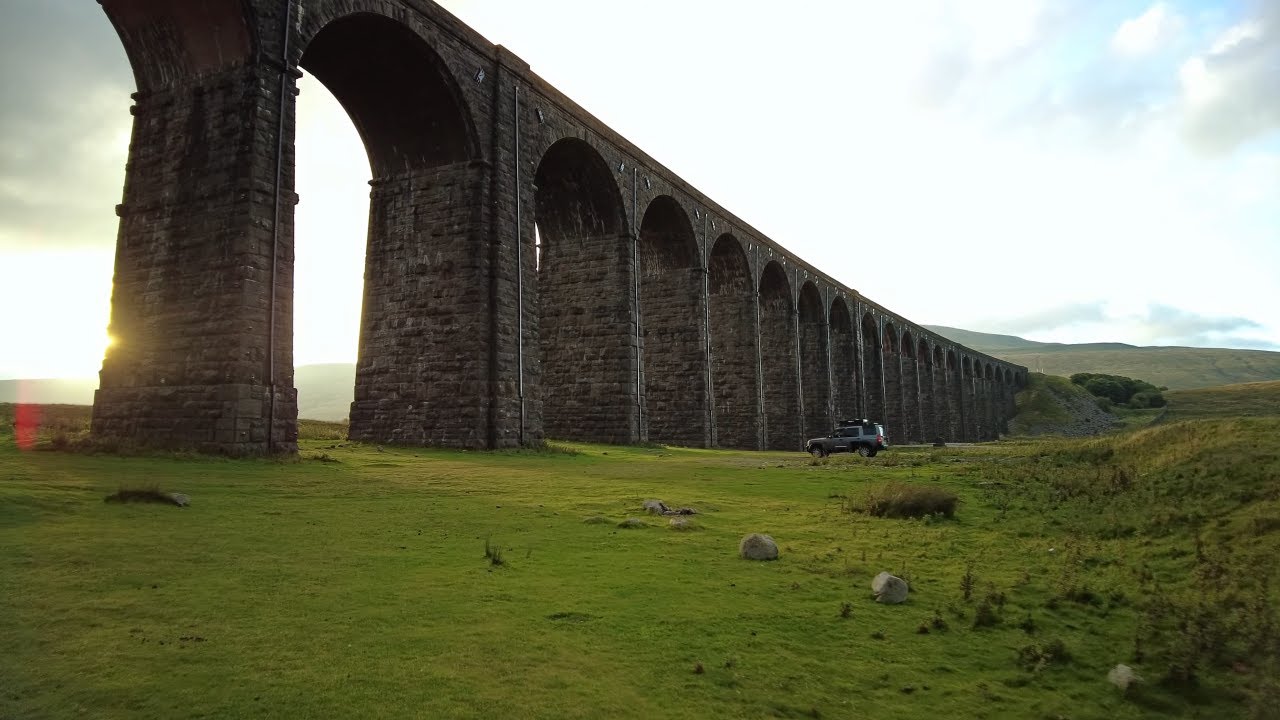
864, 483, 958, 519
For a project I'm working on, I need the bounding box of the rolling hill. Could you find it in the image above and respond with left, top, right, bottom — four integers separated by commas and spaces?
0, 364, 357, 422
925, 325, 1280, 390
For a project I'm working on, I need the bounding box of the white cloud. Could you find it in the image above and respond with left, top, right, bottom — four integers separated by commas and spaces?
1178, 5, 1280, 152
1112, 3, 1184, 56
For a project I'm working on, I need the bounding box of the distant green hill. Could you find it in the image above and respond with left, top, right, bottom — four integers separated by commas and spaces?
925, 325, 1280, 391
1, 364, 357, 422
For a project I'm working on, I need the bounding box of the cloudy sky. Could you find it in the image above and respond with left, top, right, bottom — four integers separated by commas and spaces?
1, 0, 1277, 380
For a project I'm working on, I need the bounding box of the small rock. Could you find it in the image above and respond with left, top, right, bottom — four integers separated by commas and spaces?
643, 499, 669, 515
669, 517, 694, 530
739, 533, 779, 561
169, 493, 190, 507
617, 517, 646, 529
1107, 664, 1141, 692
872, 572, 909, 604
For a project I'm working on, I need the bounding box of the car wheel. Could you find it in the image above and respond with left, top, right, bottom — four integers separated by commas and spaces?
856, 446, 871, 457
809, 446, 827, 458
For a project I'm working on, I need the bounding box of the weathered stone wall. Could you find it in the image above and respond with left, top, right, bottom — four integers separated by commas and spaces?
347, 162, 493, 446
90, 53, 298, 453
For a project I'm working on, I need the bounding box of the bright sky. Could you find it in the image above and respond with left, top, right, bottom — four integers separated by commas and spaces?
1, 0, 1277, 380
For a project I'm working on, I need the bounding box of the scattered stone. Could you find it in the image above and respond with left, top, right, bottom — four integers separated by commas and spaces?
168, 492, 190, 507
669, 517, 696, 531
872, 572, 909, 604
643, 499, 698, 516
1107, 664, 1141, 692
617, 517, 646, 529
739, 533, 779, 561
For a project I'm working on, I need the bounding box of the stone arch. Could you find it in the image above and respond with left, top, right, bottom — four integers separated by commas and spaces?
300, 12, 477, 176
917, 337, 933, 444
708, 234, 759, 449
948, 349, 963, 442
983, 362, 997, 440
962, 356, 977, 441
882, 322, 903, 442
829, 298, 857, 422
102, 1, 254, 92
300, 12, 484, 445
533, 137, 633, 443
759, 261, 798, 450
861, 312, 884, 424
638, 195, 704, 446
798, 282, 829, 440
931, 344, 949, 443
900, 329, 920, 444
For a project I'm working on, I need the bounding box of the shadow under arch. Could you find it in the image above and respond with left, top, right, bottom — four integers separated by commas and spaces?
829, 297, 858, 421
532, 137, 635, 443
759, 261, 798, 450
798, 282, 829, 440
299, 12, 487, 446
861, 312, 884, 424
707, 234, 759, 449
638, 196, 705, 446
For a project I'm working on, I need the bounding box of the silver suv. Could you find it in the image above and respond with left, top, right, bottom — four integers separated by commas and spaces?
806, 420, 888, 458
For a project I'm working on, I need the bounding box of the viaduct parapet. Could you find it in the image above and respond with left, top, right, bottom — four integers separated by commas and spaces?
91, 0, 1026, 453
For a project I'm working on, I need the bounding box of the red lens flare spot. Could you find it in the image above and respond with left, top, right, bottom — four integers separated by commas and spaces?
15, 403, 40, 450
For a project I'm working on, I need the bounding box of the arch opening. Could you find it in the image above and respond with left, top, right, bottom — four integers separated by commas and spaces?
759, 261, 798, 450
900, 330, 920, 443
707, 235, 759, 449
798, 283, 829, 440
882, 323, 903, 443
829, 298, 857, 422
533, 138, 633, 443
860, 313, 884, 425
638, 196, 704, 446
298, 12, 483, 445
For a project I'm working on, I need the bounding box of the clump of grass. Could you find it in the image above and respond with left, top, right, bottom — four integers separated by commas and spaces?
582, 515, 611, 524
307, 452, 340, 463
863, 483, 958, 519
104, 486, 181, 506
973, 598, 1000, 628
839, 602, 853, 619
1016, 638, 1071, 672
483, 537, 504, 566
617, 517, 646, 529
297, 419, 348, 441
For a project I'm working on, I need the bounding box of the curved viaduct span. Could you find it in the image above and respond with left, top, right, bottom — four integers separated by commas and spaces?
91, 0, 1026, 454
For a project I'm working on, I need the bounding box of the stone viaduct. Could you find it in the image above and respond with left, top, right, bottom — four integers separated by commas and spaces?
91, 0, 1026, 454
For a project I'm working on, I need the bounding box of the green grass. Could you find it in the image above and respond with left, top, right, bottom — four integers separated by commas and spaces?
2, 410, 1278, 718
1161, 380, 1280, 421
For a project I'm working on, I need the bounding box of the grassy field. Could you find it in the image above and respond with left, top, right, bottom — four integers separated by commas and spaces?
1161, 380, 1280, 421
3, 405, 1279, 719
